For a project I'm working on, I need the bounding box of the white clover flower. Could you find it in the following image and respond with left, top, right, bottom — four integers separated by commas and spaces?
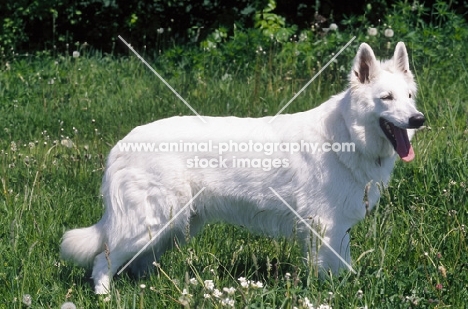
329, 23, 338, 31
384, 28, 394, 38
221, 297, 235, 307
367, 27, 378, 36
212, 288, 223, 298
157, 28, 164, 34
22, 294, 32, 307
72, 51, 80, 58
181, 288, 192, 297
251, 281, 264, 289
223, 287, 236, 295
189, 277, 198, 285
238, 277, 249, 288
299, 32, 308, 42
61, 302, 77, 309
356, 289, 363, 299
204, 293, 211, 299
302, 297, 314, 309
140, 284, 146, 289
204, 279, 215, 291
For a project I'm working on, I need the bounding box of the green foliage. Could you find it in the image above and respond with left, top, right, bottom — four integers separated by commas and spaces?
0, 0, 270, 53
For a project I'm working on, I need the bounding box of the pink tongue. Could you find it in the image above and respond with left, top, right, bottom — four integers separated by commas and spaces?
393, 126, 414, 162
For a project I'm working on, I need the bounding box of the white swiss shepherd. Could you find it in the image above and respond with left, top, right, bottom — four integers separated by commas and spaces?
61, 42, 425, 294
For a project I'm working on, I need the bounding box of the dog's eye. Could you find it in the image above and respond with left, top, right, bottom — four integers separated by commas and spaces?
381, 94, 393, 100
409, 93, 412, 99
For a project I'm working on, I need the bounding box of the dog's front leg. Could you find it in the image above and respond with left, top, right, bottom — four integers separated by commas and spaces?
316, 225, 352, 275
299, 223, 352, 276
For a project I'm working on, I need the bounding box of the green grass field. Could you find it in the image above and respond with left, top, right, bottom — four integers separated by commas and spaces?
1, 25, 467, 308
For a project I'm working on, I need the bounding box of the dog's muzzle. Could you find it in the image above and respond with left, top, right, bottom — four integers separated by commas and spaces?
379, 113, 425, 162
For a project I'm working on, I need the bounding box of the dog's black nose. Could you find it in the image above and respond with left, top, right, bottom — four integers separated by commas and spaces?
408, 114, 425, 128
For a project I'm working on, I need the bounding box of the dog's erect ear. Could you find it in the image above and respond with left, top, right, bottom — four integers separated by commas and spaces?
352, 43, 379, 84
393, 42, 410, 73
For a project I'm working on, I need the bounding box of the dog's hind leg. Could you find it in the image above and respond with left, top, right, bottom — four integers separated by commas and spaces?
91, 231, 176, 294
127, 226, 187, 277
92, 250, 134, 294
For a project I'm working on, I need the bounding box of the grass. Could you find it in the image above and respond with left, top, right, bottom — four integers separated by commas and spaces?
0, 30, 467, 308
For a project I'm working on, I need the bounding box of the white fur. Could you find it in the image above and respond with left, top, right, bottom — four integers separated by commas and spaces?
61, 42, 424, 294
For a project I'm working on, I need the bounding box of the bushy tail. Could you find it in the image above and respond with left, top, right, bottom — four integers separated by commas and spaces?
60, 224, 104, 268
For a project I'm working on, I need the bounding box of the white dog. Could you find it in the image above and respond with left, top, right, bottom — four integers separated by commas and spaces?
61, 42, 425, 294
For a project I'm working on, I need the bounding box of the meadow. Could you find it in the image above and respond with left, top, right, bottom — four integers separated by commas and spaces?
1, 3, 468, 308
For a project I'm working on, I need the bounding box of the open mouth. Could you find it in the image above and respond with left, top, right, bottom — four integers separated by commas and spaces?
379, 118, 415, 162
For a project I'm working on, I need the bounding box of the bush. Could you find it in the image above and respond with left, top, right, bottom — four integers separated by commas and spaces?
2, 0, 466, 55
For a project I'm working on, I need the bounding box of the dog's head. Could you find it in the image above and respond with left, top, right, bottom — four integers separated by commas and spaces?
349, 42, 425, 162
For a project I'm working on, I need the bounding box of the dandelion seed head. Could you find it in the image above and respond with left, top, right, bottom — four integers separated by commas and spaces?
61, 139, 73, 148
384, 28, 394, 38
368, 27, 378, 36
61, 302, 77, 309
